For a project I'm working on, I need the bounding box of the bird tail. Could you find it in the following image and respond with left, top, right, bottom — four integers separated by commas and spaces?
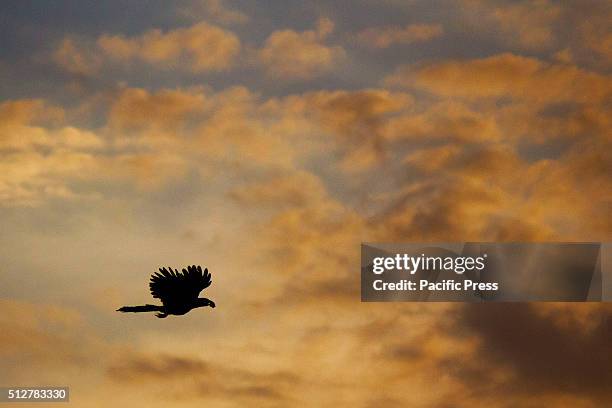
116, 304, 162, 313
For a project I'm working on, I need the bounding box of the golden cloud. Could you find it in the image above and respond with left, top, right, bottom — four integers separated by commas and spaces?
386, 53, 612, 103
53, 22, 241, 75
270, 89, 412, 170
0, 100, 105, 205
229, 170, 326, 208
3, 60, 609, 249
384, 100, 502, 143
98, 22, 240, 72
228, 167, 364, 309
258, 18, 345, 80
108, 87, 209, 131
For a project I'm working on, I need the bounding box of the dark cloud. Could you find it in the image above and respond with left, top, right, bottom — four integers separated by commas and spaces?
450, 303, 612, 400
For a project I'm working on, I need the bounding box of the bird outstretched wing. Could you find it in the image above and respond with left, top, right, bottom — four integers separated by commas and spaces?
149, 265, 211, 306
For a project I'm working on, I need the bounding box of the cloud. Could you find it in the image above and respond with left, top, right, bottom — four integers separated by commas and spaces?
451, 303, 612, 402
357, 23, 443, 48
53, 22, 241, 75
461, 0, 561, 50
0, 86, 307, 206
258, 18, 345, 80
229, 170, 326, 208
98, 22, 240, 72
0, 92, 205, 205
403, 143, 519, 177
4, 60, 609, 249
52, 38, 102, 76
0, 298, 105, 376
228, 167, 365, 308
107, 85, 299, 170
372, 103, 610, 243
104, 153, 190, 190
108, 86, 209, 132
0, 99, 64, 128
108, 353, 297, 403
0, 99, 106, 205
372, 54, 610, 243
191, 86, 299, 169
108, 84, 302, 182
459, 0, 611, 70
373, 178, 532, 242
270, 89, 412, 170
572, 1, 612, 69
384, 100, 502, 143
385, 53, 612, 103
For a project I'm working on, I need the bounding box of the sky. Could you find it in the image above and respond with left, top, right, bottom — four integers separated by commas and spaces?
0, 0, 611, 406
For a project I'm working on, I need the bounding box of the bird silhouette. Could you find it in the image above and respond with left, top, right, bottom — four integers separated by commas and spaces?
117, 265, 215, 318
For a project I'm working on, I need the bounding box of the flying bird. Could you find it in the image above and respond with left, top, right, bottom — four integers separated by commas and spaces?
117, 265, 215, 318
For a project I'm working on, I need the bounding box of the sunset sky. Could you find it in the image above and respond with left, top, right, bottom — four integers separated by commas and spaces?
1, 0, 611, 406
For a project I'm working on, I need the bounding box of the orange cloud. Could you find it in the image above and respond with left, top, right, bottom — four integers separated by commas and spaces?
258, 18, 345, 80
270, 89, 412, 170
108, 87, 209, 131
386, 53, 612, 103
0, 100, 105, 205
53, 22, 241, 75
229, 171, 326, 208
98, 22, 240, 72
384, 100, 502, 143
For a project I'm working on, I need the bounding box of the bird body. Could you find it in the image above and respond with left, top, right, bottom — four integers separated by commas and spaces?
117, 265, 215, 318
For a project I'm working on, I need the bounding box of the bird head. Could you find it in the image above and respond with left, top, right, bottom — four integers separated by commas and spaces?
196, 298, 216, 308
